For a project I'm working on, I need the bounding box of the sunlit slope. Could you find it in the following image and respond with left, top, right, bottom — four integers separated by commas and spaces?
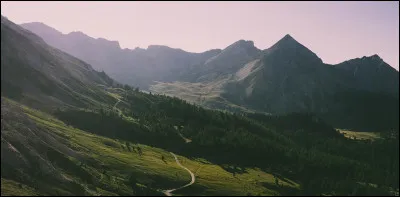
1, 97, 299, 196
1, 16, 116, 111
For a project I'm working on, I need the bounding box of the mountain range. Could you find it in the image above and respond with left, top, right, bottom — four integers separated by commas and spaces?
1, 15, 399, 196
20, 22, 399, 132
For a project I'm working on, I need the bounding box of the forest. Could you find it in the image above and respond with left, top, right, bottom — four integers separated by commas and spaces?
53, 86, 399, 196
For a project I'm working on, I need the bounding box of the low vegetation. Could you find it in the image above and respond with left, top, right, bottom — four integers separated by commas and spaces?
338, 129, 381, 141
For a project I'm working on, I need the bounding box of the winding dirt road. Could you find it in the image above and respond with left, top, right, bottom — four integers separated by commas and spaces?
163, 152, 195, 196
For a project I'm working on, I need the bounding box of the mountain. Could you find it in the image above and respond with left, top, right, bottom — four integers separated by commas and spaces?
223, 34, 338, 114
18, 22, 63, 38
20, 22, 399, 132
222, 34, 399, 132
20, 22, 122, 71
2, 16, 399, 196
1, 16, 124, 195
180, 39, 261, 82
20, 22, 262, 88
1, 17, 119, 111
20, 22, 222, 89
335, 54, 399, 97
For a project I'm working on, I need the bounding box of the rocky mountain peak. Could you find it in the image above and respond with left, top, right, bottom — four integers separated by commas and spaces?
227, 39, 256, 50
270, 34, 304, 50
264, 34, 323, 64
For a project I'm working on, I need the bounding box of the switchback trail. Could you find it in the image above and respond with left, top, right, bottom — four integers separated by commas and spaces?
113, 99, 122, 116
113, 99, 120, 110
163, 152, 195, 196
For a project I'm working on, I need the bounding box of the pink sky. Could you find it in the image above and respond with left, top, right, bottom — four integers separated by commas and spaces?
1, 1, 399, 70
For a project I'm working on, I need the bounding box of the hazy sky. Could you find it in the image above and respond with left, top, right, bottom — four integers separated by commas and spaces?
1, 1, 399, 70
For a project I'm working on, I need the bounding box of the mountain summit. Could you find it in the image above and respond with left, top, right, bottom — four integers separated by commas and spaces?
269, 34, 302, 49
18, 22, 63, 37
226, 39, 256, 50
265, 34, 323, 64
274, 34, 298, 46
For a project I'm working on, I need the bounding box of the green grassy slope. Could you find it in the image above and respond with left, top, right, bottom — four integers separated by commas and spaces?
52, 87, 398, 196
338, 129, 381, 141
1, 97, 188, 195
2, 83, 398, 196
1, 97, 300, 196
1, 179, 42, 196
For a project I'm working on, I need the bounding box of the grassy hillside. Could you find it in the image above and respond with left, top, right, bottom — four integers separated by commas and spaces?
149, 79, 253, 113
1, 179, 42, 196
1, 97, 301, 196
2, 85, 398, 196
52, 87, 398, 196
338, 129, 381, 141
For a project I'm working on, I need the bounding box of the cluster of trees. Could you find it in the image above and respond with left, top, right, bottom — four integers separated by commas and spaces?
322, 90, 399, 132
53, 87, 399, 195
113, 83, 140, 93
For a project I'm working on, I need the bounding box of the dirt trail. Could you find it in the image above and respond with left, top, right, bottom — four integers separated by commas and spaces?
162, 152, 195, 196
178, 132, 192, 143
113, 99, 120, 109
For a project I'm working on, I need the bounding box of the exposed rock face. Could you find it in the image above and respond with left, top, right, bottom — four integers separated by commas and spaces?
189, 39, 262, 82
223, 34, 337, 114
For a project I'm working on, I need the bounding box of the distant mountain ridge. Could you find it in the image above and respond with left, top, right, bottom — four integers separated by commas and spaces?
20, 21, 399, 132
20, 22, 223, 89
335, 55, 399, 97
21, 22, 398, 92
1, 17, 117, 111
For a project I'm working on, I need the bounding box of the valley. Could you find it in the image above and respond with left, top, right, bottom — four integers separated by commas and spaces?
1, 8, 399, 197
1, 96, 301, 196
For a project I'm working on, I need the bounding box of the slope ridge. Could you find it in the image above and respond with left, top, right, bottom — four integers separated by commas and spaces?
2, 16, 117, 110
